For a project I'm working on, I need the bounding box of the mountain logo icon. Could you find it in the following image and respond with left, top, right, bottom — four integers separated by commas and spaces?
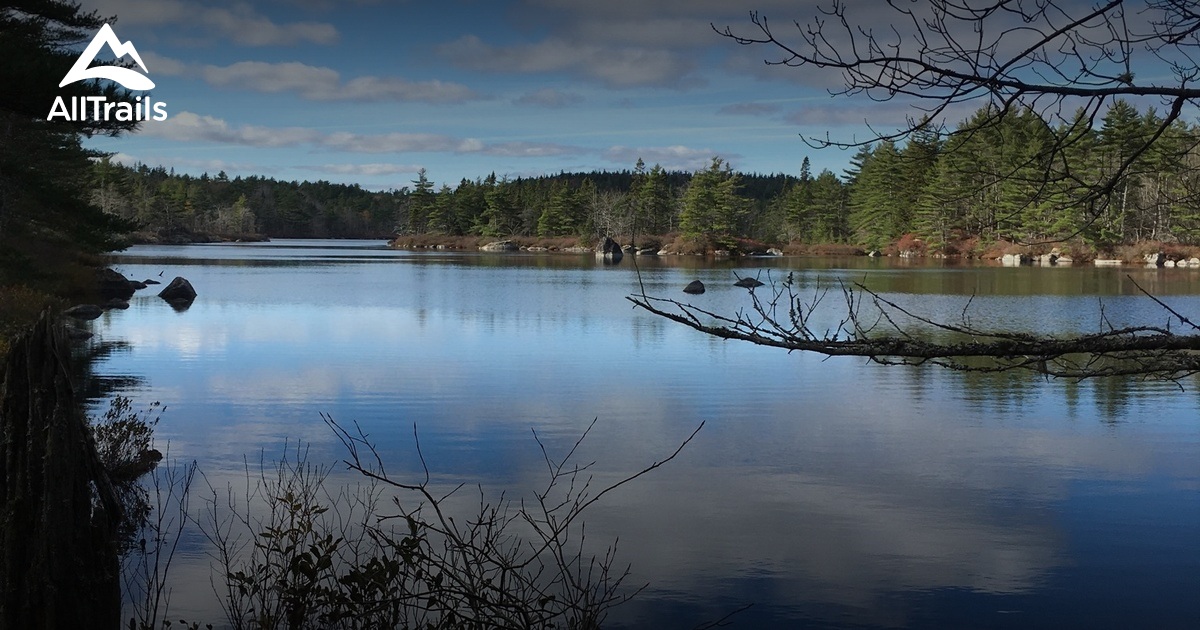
59, 23, 155, 90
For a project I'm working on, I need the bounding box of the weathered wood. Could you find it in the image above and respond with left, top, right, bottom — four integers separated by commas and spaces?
1, 313, 121, 629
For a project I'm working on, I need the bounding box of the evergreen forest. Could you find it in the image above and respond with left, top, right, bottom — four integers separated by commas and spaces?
93, 101, 1200, 256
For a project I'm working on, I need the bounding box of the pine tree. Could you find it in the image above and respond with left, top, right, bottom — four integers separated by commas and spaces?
409, 168, 435, 233
1098, 99, 1146, 244
638, 164, 674, 236
809, 169, 848, 242
475, 175, 520, 237
849, 141, 906, 247
425, 184, 455, 234
537, 182, 575, 237
0, 0, 141, 257
783, 157, 816, 240
679, 157, 745, 248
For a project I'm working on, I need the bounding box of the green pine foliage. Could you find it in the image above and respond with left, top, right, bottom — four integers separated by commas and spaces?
1, 0, 144, 304
1, 1, 140, 249
679, 157, 746, 248
71, 100, 1200, 252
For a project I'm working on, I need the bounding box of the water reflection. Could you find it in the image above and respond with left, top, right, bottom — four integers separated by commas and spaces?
90, 241, 1200, 628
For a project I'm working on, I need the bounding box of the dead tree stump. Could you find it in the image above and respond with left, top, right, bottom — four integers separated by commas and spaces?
0, 314, 121, 628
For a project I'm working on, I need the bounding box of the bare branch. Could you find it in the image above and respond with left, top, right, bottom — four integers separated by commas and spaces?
628, 277, 1200, 380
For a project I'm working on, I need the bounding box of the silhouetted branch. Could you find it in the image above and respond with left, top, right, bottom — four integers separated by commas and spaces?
716, 1, 1200, 241
629, 274, 1200, 379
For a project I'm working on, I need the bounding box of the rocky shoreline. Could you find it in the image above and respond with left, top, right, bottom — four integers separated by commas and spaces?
391, 235, 1200, 267
62, 269, 198, 339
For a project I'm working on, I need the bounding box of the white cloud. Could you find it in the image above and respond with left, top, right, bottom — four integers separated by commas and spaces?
305, 163, 425, 177
139, 112, 320, 147
439, 35, 700, 89
181, 157, 279, 173
319, 131, 478, 154
84, 0, 190, 25
520, 0, 816, 47
483, 142, 584, 157
147, 56, 481, 104
104, 151, 275, 175
141, 51, 188, 76
603, 145, 729, 171
82, 0, 337, 45
513, 88, 585, 109
717, 102, 781, 116
137, 112, 589, 158
783, 100, 978, 129
105, 152, 141, 167
337, 75, 478, 104
201, 60, 338, 93
200, 5, 337, 46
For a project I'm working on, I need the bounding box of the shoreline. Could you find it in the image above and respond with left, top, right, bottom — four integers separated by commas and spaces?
116, 232, 1200, 267
383, 234, 1200, 267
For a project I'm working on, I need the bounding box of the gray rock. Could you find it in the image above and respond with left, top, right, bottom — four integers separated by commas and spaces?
734, 277, 765, 288
766, 248, 784, 256
636, 248, 658, 256
97, 268, 135, 300
158, 277, 197, 304
683, 280, 706, 295
595, 236, 623, 263
479, 240, 519, 252
143, 279, 161, 285
64, 304, 103, 320
104, 298, 130, 310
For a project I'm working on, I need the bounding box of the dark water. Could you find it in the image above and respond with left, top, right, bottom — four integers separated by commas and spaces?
91, 240, 1199, 629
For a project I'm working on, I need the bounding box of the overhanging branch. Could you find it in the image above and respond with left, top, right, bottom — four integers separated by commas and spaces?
628, 275, 1200, 379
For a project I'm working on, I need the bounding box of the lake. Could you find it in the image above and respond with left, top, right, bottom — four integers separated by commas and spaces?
89, 239, 1199, 629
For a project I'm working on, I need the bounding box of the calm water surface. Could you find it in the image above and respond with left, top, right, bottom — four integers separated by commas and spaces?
91, 240, 1199, 629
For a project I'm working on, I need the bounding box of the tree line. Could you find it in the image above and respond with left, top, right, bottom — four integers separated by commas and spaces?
92, 100, 1200, 253
856, 101, 1200, 252
91, 158, 799, 245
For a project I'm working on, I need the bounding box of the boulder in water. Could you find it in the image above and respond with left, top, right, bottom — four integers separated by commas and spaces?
158, 277, 197, 305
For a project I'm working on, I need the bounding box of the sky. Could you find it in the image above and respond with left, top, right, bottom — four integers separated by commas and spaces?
62, 0, 896, 189
69, 0, 1184, 191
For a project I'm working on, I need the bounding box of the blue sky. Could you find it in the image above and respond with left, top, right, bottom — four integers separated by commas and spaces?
71, 0, 1182, 191
72, 0, 898, 189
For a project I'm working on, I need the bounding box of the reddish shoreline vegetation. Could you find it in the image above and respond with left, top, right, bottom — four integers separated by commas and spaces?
388, 231, 1200, 267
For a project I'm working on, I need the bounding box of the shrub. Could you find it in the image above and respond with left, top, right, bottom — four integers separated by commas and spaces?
194, 416, 702, 630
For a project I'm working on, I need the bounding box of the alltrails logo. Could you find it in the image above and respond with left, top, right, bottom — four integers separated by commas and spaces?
47, 23, 168, 122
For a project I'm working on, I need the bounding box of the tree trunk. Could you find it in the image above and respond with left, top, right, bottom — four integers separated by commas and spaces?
0, 314, 121, 629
